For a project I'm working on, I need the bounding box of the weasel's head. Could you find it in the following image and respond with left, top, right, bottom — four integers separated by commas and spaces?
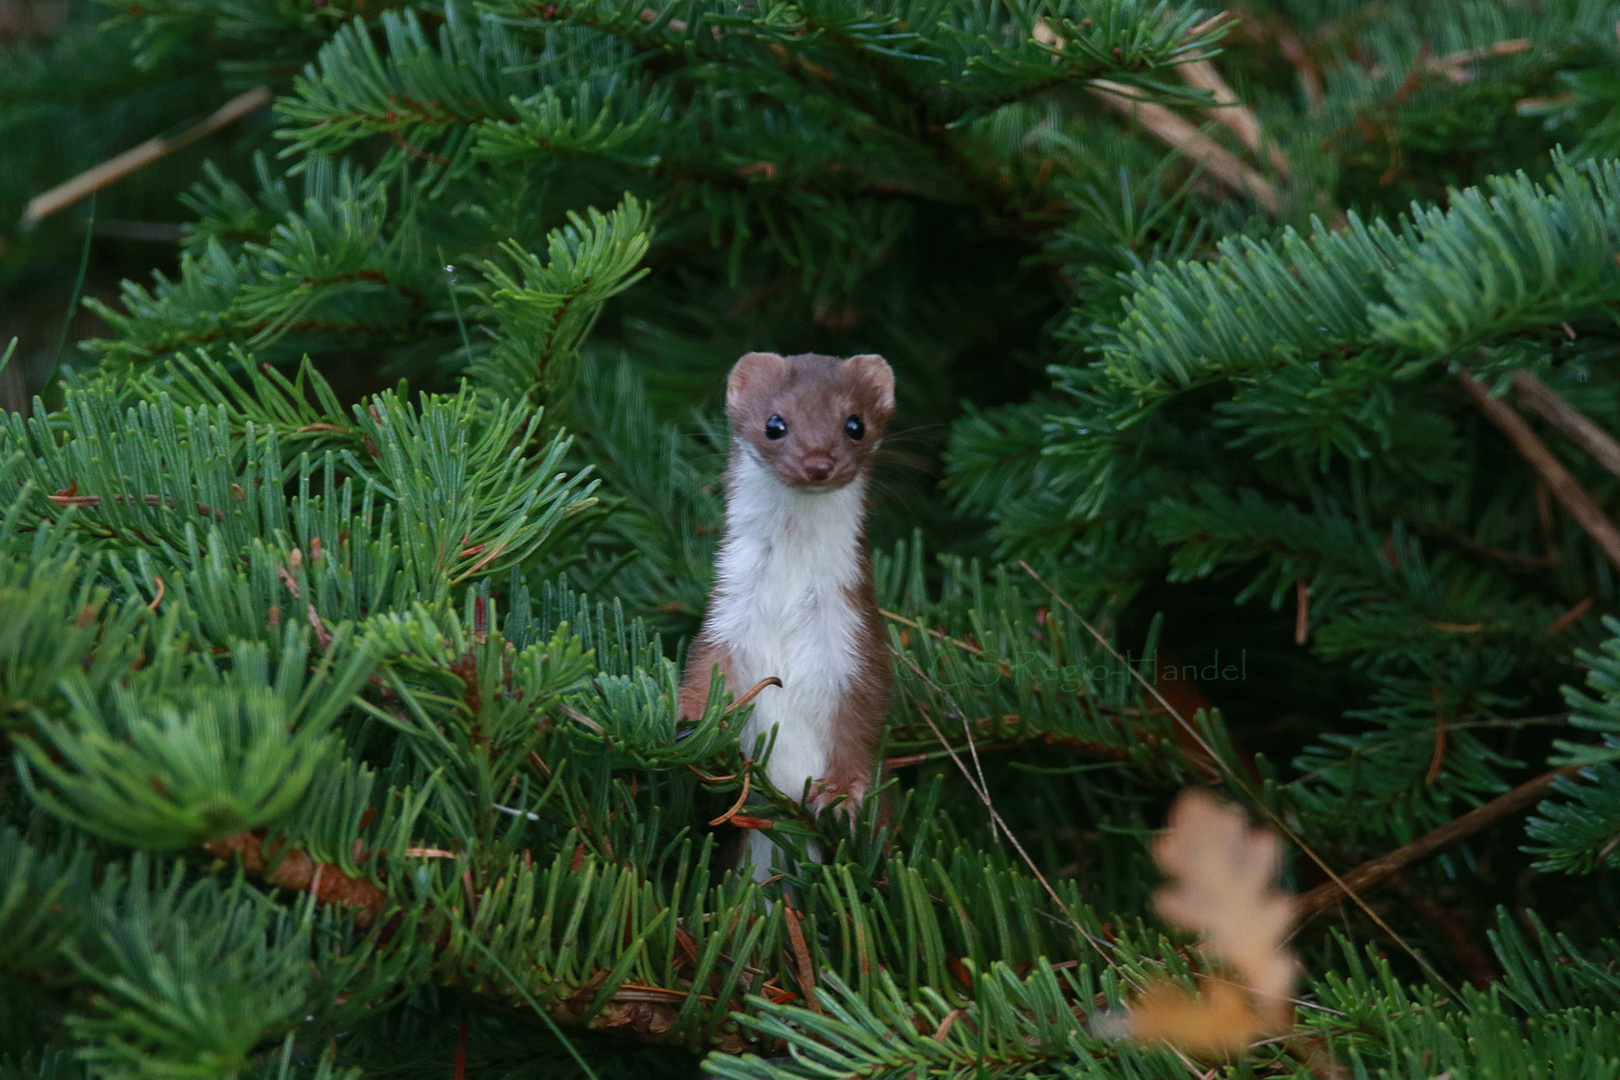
726, 351, 895, 490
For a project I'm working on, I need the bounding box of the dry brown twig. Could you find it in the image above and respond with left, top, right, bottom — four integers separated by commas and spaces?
1173, 59, 1292, 179
1457, 366, 1620, 570
21, 86, 272, 230
1087, 80, 1281, 213
204, 831, 388, 924
1030, 17, 1283, 213
1235, 9, 1323, 115
1373, 38, 1532, 85
1296, 764, 1583, 916
1512, 369, 1620, 480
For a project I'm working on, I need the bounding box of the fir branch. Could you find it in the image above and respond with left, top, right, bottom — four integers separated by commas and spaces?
203, 831, 390, 924
17, 3, 1620, 1075
468, 195, 654, 402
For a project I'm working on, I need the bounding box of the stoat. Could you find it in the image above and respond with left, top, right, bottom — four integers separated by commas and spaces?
680, 351, 895, 872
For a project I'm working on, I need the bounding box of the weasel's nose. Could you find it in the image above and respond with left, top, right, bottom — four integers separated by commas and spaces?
802, 453, 834, 482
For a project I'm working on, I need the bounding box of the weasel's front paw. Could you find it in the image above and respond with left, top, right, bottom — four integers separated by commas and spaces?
810, 776, 868, 830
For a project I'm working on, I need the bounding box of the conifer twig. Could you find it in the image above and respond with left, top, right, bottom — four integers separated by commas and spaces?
1296, 765, 1582, 916
1421, 38, 1531, 82
21, 86, 273, 230
1511, 370, 1620, 480
1457, 367, 1620, 569
203, 832, 388, 923
1174, 59, 1291, 179
1548, 597, 1594, 635
1087, 81, 1280, 213
1237, 11, 1323, 114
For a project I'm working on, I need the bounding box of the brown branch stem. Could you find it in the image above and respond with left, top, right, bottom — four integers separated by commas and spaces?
1512, 369, 1620, 480
1088, 80, 1280, 213
1174, 58, 1292, 179
1297, 765, 1581, 916
23, 87, 272, 229
1457, 367, 1620, 569
204, 832, 389, 924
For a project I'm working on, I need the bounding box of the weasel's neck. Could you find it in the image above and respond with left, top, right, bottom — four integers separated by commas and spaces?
715, 446, 869, 594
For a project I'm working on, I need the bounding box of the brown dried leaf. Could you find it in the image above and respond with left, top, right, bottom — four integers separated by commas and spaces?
1127, 980, 1262, 1055
1154, 789, 1296, 1006
1127, 789, 1297, 1051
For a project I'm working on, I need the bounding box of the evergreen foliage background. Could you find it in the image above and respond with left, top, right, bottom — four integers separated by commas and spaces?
6, 0, 1620, 1075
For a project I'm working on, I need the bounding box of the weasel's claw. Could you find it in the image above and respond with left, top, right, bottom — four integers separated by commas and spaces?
810, 779, 867, 832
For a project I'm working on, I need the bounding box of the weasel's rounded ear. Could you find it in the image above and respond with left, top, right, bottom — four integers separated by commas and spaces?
728, 352, 789, 412
843, 354, 895, 416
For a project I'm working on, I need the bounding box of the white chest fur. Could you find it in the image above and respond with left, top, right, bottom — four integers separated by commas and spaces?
707, 448, 866, 799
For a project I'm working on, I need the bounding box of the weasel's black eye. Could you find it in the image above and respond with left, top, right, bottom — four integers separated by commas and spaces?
765, 414, 787, 440
844, 415, 865, 440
